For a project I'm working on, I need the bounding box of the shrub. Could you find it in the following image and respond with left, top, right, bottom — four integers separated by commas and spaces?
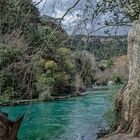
104, 93, 121, 132
52, 72, 73, 95
0, 44, 23, 67
0, 87, 15, 102
44, 60, 58, 71
58, 47, 71, 56
106, 59, 114, 68
64, 60, 76, 72
35, 74, 54, 92
112, 73, 123, 84
38, 58, 46, 66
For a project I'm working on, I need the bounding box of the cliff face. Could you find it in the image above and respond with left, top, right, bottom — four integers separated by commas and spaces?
127, 20, 140, 119
128, 20, 140, 87
115, 18, 140, 137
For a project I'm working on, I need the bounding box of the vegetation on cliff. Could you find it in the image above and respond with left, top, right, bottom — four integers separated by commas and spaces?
67, 35, 127, 60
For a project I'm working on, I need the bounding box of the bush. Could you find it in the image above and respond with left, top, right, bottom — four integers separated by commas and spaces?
106, 58, 114, 68
44, 60, 58, 71
104, 93, 121, 132
38, 58, 46, 66
58, 47, 71, 56
112, 73, 124, 84
0, 44, 23, 67
64, 60, 76, 72
52, 72, 73, 95
0, 87, 15, 102
35, 73, 54, 92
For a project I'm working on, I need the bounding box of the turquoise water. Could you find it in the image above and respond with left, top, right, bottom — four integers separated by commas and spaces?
1, 85, 121, 140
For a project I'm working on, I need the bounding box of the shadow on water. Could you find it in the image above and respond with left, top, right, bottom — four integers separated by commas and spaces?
1, 85, 122, 140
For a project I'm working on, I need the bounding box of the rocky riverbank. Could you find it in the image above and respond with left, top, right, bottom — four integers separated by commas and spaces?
98, 133, 140, 140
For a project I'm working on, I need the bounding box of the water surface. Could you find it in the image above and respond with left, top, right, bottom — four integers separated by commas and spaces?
1, 85, 121, 140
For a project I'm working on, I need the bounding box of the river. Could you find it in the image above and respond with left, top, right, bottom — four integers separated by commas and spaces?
1, 85, 121, 140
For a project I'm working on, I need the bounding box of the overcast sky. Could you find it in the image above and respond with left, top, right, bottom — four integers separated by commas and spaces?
33, 0, 130, 35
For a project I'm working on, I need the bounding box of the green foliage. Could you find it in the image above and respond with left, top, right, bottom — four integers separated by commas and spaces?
0, 44, 23, 67
0, 87, 15, 102
44, 60, 58, 71
35, 73, 54, 92
0, 68, 19, 95
38, 26, 51, 39
52, 72, 74, 95
0, 71, 6, 91
64, 61, 76, 72
0, 0, 39, 36
38, 58, 46, 66
0, 0, 71, 99
58, 47, 71, 56
106, 59, 114, 68
104, 93, 120, 132
68, 35, 127, 60
112, 73, 124, 84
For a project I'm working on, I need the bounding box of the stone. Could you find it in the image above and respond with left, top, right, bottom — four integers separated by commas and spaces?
0, 112, 23, 140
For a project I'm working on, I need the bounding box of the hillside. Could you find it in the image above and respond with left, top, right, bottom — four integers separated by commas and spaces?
67, 35, 127, 60
0, 1, 96, 102
0, 0, 128, 103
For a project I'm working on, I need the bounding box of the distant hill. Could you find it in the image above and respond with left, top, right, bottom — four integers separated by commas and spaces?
67, 35, 127, 60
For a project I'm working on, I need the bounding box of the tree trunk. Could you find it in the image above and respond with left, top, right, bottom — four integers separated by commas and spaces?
0, 112, 23, 140
116, 18, 140, 137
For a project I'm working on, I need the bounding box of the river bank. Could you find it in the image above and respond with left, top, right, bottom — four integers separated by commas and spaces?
98, 133, 140, 140
0, 85, 122, 107
0, 92, 88, 107
0, 95, 73, 106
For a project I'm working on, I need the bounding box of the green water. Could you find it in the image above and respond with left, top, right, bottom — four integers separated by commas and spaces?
1, 85, 121, 140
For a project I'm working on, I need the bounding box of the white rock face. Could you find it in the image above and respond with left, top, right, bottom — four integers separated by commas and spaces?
127, 19, 140, 107
118, 18, 140, 136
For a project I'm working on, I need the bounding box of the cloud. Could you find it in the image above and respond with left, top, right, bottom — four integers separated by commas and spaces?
33, 0, 81, 27
33, 0, 129, 35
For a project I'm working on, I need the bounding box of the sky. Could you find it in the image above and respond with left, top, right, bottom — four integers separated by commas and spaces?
33, 0, 130, 35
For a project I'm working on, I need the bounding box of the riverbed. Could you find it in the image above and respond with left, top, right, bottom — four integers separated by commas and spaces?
1, 85, 121, 140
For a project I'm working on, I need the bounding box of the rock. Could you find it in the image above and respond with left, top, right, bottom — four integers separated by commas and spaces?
108, 81, 114, 85
98, 133, 140, 140
0, 112, 23, 140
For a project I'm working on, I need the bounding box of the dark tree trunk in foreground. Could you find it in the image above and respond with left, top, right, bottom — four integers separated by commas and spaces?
0, 112, 23, 140
116, 18, 140, 137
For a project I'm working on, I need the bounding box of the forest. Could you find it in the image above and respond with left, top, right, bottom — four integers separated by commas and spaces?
0, 0, 128, 103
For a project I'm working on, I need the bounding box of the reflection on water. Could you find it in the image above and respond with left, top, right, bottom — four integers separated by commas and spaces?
2, 85, 121, 140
